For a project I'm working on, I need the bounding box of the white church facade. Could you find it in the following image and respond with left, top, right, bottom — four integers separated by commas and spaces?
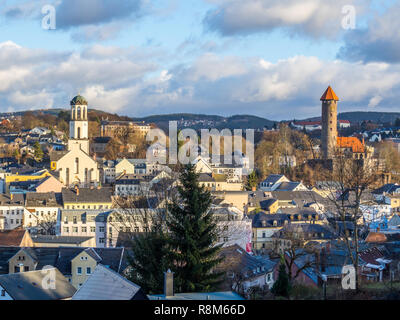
55, 95, 100, 187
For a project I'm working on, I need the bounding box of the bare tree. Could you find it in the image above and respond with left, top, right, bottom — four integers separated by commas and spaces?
312, 150, 379, 291
273, 226, 316, 284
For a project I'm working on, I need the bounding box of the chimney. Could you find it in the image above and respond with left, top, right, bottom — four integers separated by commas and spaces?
326, 242, 331, 254
10, 194, 13, 201
321, 248, 327, 273
252, 186, 256, 192
75, 186, 79, 196
164, 269, 174, 297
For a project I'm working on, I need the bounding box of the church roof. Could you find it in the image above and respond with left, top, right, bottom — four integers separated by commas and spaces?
70, 95, 88, 106
320, 86, 339, 101
337, 136, 365, 153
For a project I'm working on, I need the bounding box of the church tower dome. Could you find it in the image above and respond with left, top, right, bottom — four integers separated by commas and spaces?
69, 94, 89, 154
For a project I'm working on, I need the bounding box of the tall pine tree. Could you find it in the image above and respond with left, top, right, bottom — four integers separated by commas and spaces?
126, 231, 170, 294
167, 164, 224, 293
271, 257, 291, 298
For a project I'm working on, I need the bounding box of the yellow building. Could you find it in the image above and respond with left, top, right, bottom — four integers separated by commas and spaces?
61, 187, 113, 210
71, 249, 98, 289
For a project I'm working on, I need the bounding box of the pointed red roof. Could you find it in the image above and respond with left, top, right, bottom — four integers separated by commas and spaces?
320, 86, 339, 101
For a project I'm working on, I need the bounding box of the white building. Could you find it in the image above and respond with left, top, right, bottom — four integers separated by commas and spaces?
0, 194, 26, 231
59, 209, 111, 248
54, 95, 100, 187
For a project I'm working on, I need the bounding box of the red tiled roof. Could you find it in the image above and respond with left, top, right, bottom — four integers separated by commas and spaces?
365, 232, 387, 243
359, 247, 385, 265
0, 228, 26, 246
337, 136, 365, 153
320, 86, 339, 101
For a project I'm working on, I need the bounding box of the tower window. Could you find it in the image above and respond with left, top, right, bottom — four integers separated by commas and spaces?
75, 158, 79, 174
77, 127, 81, 139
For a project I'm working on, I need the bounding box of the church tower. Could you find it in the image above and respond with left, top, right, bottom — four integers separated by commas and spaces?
68, 95, 89, 154
321, 86, 339, 159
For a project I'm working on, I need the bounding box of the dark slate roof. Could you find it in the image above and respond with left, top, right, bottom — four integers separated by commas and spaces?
274, 223, 336, 240
31, 235, 94, 244
0, 268, 76, 300
0, 194, 24, 206
215, 244, 276, 279
92, 137, 111, 144
261, 174, 285, 185
49, 150, 68, 162
0, 246, 128, 276
84, 248, 102, 263
373, 183, 400, 195
251, 212, 321, 228
0, 247, 20, 274
198, 173, 215, 182
93, 247, 128, 273
61, 187, 112, 203
259, 198, 278, 210
274, 181, 303, 191
115, 178, 141, 185
25, 192, 60, 207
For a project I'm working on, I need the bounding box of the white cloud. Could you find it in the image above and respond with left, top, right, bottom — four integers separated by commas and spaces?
203, 0, 368, 39
0, 42, 400, 120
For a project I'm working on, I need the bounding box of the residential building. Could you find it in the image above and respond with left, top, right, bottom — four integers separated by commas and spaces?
0, 194, 26, 230
0, 268, 76, 300
214, 244, 277, 295
72, 264, 148, 300
61, 187, 113, 210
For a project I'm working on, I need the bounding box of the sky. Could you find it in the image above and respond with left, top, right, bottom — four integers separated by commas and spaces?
0, 0, 399, 120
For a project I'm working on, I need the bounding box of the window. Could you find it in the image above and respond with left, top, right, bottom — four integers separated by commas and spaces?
72, 227, 78, 233
86, 267, 91, 275
1, 289, 5, 296
24, 266, 29, 272
75, 157, 79, 174
82, 227, 87, 233
91, 226, 96, 233
63, 227, 69, 233
99, 227, 105, 233
77, 267, 82, 275
99, 238, 105, 244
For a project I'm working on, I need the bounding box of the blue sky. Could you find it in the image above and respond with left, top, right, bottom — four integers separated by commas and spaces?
0, 0, 399, 120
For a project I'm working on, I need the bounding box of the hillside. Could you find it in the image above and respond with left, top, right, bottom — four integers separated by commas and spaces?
303, 111, 400, 124
131, 113, 276, 131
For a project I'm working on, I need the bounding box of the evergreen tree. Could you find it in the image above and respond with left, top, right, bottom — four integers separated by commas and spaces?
167, 164, 224, 293
13, 148, 21, 164
246, 170, 258, 191
33, 141, 43, 161
126, 231, 171, 294
271, 258, 291, 298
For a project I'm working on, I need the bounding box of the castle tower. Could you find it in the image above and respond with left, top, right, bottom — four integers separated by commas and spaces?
320, 86, 339, 159
68, 95, 89, 154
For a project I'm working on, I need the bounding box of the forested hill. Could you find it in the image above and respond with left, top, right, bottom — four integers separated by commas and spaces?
304, 111, 400, 124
